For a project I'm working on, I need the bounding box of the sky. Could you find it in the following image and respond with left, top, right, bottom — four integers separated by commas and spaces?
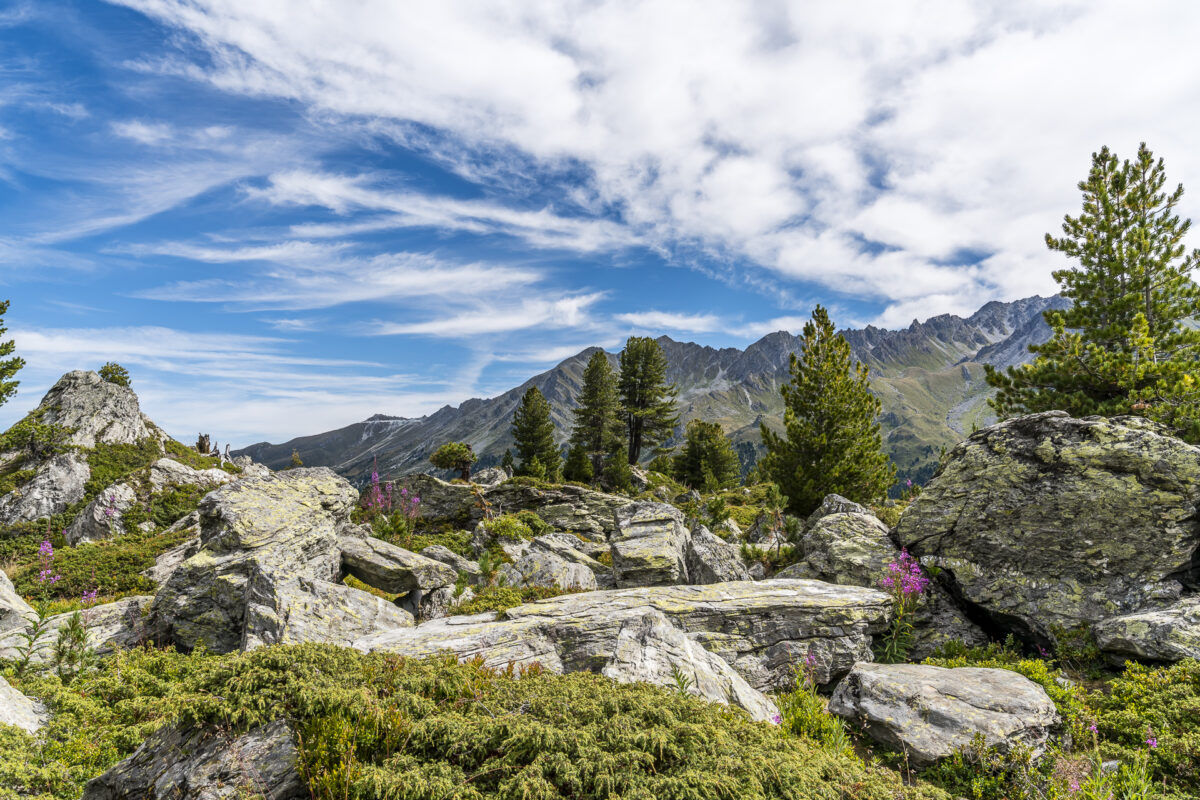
2, 0, 1199, 446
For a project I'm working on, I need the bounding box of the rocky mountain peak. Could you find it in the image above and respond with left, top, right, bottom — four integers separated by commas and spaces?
36, 370, 158, 449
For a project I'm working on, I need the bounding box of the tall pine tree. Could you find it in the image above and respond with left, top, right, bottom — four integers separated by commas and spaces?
674, 419, 740, 491
512, 386, 561, 480
569, 350, 623, 477
0, 300, 24, 408
760, 305, 894, 516
987, 144, 1200, 440
617, 337, 678, 464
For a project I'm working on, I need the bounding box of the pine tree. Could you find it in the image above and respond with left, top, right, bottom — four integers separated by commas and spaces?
760, 305, 894, 516
0, 300, 25, 408
674, 419, 740, 491
98, 362, 131, 387
430, 442, 476, 481
986, 143, 1200, 440
512, 386, 561, 480
563, 444, 593, 483
602, 445, 634, 493
569, 350, 623, 477
500, 449, 515, 473
289, 449, 304, 469
617, 337, 678, 464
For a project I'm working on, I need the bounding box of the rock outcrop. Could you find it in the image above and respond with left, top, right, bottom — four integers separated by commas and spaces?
0, 452, 90, 525
36, 370, 158, 449
829, 663, 1060, 767
0, 570, 34, 635
147, 457, 234, 493
356, 579, 892, 697
1095, 597, 1200, 663
0, 676, 47, 734
611, 502, 689, 587
81, 719, 305, 800
895, 412, 1200, 645
64, 482, 137, 545
500, 549, 598, 591
0, 596, 152, 664
685, 525, 752, 584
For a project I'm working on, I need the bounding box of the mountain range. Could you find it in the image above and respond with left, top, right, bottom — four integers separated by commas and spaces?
235, 295, 1068, 485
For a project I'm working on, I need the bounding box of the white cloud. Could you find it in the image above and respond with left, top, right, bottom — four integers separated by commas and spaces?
112, 120, 174, 145
372, 292, 605, 338
615, 310, 723, 333
110, 0, 1200, 323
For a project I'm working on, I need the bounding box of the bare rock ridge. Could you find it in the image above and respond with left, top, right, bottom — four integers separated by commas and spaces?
236, 295, 1069, 485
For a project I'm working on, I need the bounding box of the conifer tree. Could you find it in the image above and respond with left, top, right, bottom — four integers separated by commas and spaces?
674, 419, 740, 491
430, 442, 476, 481
500, 449, 515, 473
512, 386, 561, 480
570, 350, 623, 477
563, 444, 593, 483
617, 337, 678, 464
760, 305, 894, 516
0, 300, 24, 409
987, 144, 1200, 440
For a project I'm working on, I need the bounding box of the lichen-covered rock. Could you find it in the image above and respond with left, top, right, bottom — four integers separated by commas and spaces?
140, 535, 201, 586
242, 572, 414, 649
1095, 597, 1200, 663
0, 676, 47, 734
686, 525, 751, 584
611, 502, 689, 587
0, 596, 152, 664
895, 412, 1200, 644
0, 570, 34, 635
37, 370, 156, 449
530, 534, 613, 587
829, 662, 1060, 767
806, 494, 870, 527
81, 719, 305, 800
500, 549, 598, 591
338, 534, 457, 594
358, 579, 892, 693
149, 468, 356, 653
420, 544, 481, 581
64, 482, 137, 545
0, 452, 89, 524
147, 457, 234, 492
402, 473, 632, 541
471, 466, 510, 487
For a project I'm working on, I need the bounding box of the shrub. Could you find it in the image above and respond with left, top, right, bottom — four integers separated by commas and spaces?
455, 585, 573, 615
483, 513, 536, 541
97, 363, 131, 387
429, 442, 476, 481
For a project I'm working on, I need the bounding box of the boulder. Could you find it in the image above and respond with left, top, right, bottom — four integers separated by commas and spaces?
81, 719, 305, 800
36, 370, 156, 449
895, 412, 1200, 645
1095, 597, 1200, 663
685, 525, 751, 584
242, 573, 414, 649
0, 596, 153, 664
829, 662, 1060, 767
0, 452, 89, 524
358, 579, 892, 693
0, 676, 47, 734
148, 457, 234, 492
149, 468, 357, 653
420, 544, 481, 582
500, 549, 598, 591
470, 466, 509, 487
402, 473, 632, 541
140, 535, 201, 586
0, 570, 34, 635
611, 502, 689, 587
530, 534, 613, 587
64, 482, 137, 545
806, 494, 869, 527
338, 534, 457, 594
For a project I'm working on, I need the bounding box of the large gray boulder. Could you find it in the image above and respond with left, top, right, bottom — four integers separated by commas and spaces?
500, 549, 598, 591
0, 676, 47, 734
420, 544, 481, 582
895, 412, 1200, 645
147, 457, 233, 492
529, 534, 613, 587
338, 533, 457, 594
806, 494, 870, 527
242, 572, 414, 649
0, 570, 34, 635
35, 369, 157, 449
64, 482, 137, 545
1095, 597, 1200, 663
357, 579, 892, 693
149, 468, 357, 653
685, 525, 751, 584
403, 473, 632, 541
0, 452, 89, 525
81, 719, 305, 800
611, 502, 689, 587
829, 662, 1061, 767
0, 596, 153, 664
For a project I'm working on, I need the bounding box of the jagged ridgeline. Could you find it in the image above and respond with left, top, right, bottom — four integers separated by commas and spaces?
237, 295, 1068, 484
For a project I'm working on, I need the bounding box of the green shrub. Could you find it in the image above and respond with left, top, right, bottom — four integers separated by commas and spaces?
0, 409, 72, 460
81, 439, 164, 500
483, 513, 536, 541
455, 585, 573, 615
162, 438, 240, 474
97, 363, 131, 388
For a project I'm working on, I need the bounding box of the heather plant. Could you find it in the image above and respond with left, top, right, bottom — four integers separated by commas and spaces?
876, 549, 930, 663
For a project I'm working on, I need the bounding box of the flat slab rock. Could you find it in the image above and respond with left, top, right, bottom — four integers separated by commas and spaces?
0, 676, 47, 734
355, 578, 891, 718
1095, 596, 1200, 663
829, 662, 1061, 767
0, 596, 152, 664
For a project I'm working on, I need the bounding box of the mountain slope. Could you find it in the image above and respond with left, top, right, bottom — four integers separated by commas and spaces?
236, 296, 1068, 484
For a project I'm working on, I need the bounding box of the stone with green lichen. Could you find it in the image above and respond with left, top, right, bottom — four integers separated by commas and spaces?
895, 411, 1200, 644
1094, 596, 1200, 662
611, 501, 689, 587
0, 595, 153, 664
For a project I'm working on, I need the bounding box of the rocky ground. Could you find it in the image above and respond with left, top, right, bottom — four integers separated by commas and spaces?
2, 371, 1199, 799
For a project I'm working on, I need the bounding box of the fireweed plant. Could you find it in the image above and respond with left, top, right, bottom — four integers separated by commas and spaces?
877, 549, 931, 663
357, 465, 421, 546
12, 537, 63, 676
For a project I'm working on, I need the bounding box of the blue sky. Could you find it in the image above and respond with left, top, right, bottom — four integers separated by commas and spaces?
2, 0, 1199, 445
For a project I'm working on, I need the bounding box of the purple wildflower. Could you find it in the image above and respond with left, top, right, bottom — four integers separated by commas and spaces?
879, 549, 929, 597
1146, 728, 1158, 749
1069, 780, 1080, 793
1089, 723, 1098, 733
37, 539, 61, 585
82, 588, 100, 607
770, 713, 782, 725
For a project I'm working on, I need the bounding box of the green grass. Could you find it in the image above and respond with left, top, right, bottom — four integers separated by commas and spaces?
456, 585, 576, 615
1, 644, 951, 800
